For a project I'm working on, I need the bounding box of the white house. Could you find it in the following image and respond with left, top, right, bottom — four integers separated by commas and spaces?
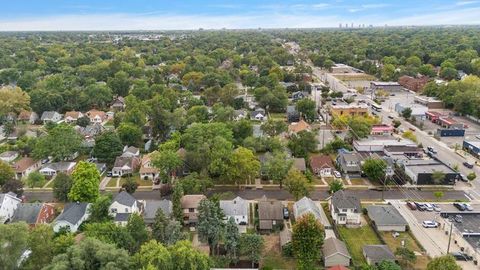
12, 157, 41, 180
40, 111, 63, 124
329, 190, 361, 226
112, 156, 139, 177
52, 202, 91, 233
219, 196, 249, 225
109, 191, 141, 226
0, 192, 22, 223
39, 162, 76, 177
250, 108, 267, 121
86, 109, 107, 124
0, 151, 19, 163
139, 153, 159, 181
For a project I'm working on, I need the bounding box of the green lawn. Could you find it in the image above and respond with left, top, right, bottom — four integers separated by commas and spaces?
261, 251, 296, 269
337, 224, 382, 266
118, 176, 152, 187
45, 179, 55, 188
350, 178, 366, 185
269, 112, 287, 121
106, 178, 118, 187
381, 232, 430, 270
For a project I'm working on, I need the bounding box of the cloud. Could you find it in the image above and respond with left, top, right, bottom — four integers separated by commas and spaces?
456, 0, 479, 6
347, 3, 390, 13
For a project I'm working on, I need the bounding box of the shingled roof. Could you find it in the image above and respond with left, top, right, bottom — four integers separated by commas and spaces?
113, 191, 137, 207
331, 190, 361, 213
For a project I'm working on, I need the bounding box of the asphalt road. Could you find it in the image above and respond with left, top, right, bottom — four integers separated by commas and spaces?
24, 188, 467, 202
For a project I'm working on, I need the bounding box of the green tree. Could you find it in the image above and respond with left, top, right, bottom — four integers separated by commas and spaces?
292, 213, 324, 270
197, 198, 224, 255
92, 131, 124, 165
392, 119, 401, 128
122, 176, 139, 194
0, 86, 30, 117
52, 233, 75, 255
117, 122, 143, 147
296, 99, 317, 122
172, 184, 184, 223
134, 240, 173, 270
431, 170, 446, 184
76, 116, 91, 127
26, 171, 46, 188
43, 237, 133, 270
402, 130, 417, 143
395, 247, 417, 268
178, 173, 213, 195
224, 217, 240, 262
0, 160, 15, 186
329, 179, 344, 194
169, 240, 212, 270
1, 179, 24, 196
401, 107, 412, 119
152, 209, 186, 245
68, 161, 101, 202
287, 131, 317, 158
88, 195, 113, 222
362, 158, 387, 184
152, 149, 183, 182
0, 222, 29, 270
52, 173, 73, 202
264, 151, 293, 188
127, 213, 150, 253
224, 147, 260, 186
83, 222, 135, 252
108, 71, 131, 97
467, 172, 476, 181
33, 124, 82, 161
23, 224, 55, 270
240, 234, 264, 268
426, 255, 461, 270
285, 169, 313, 200
261, 119, 288, 137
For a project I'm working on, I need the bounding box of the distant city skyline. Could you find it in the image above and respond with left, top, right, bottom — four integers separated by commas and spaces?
1, 0, 480, 31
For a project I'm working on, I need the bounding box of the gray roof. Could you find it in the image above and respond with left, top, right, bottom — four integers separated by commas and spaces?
287, 105, 298, 113
367, 205, 408, 227
56, 202, 90, 225
113, 191, 136, 207
258, 200, 283, 221
331, 190, 361, 213
323, 237, 351, 259
41, 162, 76, 172
280, 229, 292, 246
363, 245, 395, 262
12, 203, 43, 224
294, 197, 323, 221
293, 158, 306, 172
113, 156, 134, 168
143, 200, 172, 221
0, 151, 18, 158
115, 213, 131, 222
41, 111, 60, 120
220, 196, 248, 217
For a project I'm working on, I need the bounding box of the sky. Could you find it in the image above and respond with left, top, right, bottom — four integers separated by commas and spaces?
1, 0, 480, 31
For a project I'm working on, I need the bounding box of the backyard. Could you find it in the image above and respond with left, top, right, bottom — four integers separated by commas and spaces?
381, 231, 430, 270
337, 224, 383, 266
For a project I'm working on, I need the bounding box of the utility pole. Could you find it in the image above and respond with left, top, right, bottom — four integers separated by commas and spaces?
447, 220, 453, 254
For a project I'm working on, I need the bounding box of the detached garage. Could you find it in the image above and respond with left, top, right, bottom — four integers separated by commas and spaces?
367, 205, 408, 232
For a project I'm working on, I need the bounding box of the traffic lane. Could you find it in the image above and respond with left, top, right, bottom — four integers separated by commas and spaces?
24, 188, 467, 203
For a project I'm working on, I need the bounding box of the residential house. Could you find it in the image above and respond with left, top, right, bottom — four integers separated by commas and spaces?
288, 120, 311, 135
329, 190, 361, 226
40, 111, 62, 124
64, 111, 83, 123
330, 104, 369, 117
0, 151, 18, 163
121, 146, 140, 158
52, 202, 91, 233
112, 156, 140, 177
0, 192, 21, 223
111, 96, 126, 111
39, 162, 76, 177
251, 108, 267, 121
181, 194, 206, 225
12, 157, 41, 180
310, 155, 334, 177
287, 105, 300, 123
93, 162, 107, 174
139, 153, 159, 181
292, 91, 308, 101
323, 237, 351, 268
76, 123, 105, 139
86, 109, 107, 124
257, 199, 284, 231
279, 228, 292, 251
143, 200, 172, 225
402, 159, 459, 185
109, 191, 142, 226
257, 152, 272, 177
292, 158, 306, 173
219, 196, 249, 225
399, 75, 429, 92
233, 109, 248, 121
18, 111, 38, 124
366, 205, 408, 232
11, 203, 56, 227
336, 151, 362, 175
327, 266, 350, 270
362, 245, 396, 266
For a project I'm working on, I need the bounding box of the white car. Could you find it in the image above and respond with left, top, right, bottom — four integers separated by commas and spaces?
333, 171, 342, 178
424, 203, 434, 211
422, 220, 439, 228
463, 203, 474, 211
432, 204, 441, 212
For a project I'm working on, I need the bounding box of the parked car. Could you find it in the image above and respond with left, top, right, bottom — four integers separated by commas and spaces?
454, 215, 463, 223
424, 203, 434, 211
463, 162, 474, 169
406, 201, 417, 210
409, 127, 416, 132
283, 207, 290, 220
463, 203, 473, 211
427, 146, 437, 154
459, 174, 468, 182
415, 202, 427, 211
388, 115, 394, 119
450, 252, 473, 261
432, 204, 441, 212
453, 202, 466, 211
333, 171, 341, 178
422, 220, 439, 228
106, 171, 113, 177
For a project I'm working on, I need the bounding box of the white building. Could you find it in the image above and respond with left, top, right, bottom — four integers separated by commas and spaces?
329, 190, 361, 226
353, 136, 416, 152
0, 192, 22, 223
52, 202, 91, 233
109, 191, 141, 226
219, 196, 249, 225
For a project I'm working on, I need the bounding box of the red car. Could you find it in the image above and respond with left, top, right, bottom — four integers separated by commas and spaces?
407, 201, 417, 210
